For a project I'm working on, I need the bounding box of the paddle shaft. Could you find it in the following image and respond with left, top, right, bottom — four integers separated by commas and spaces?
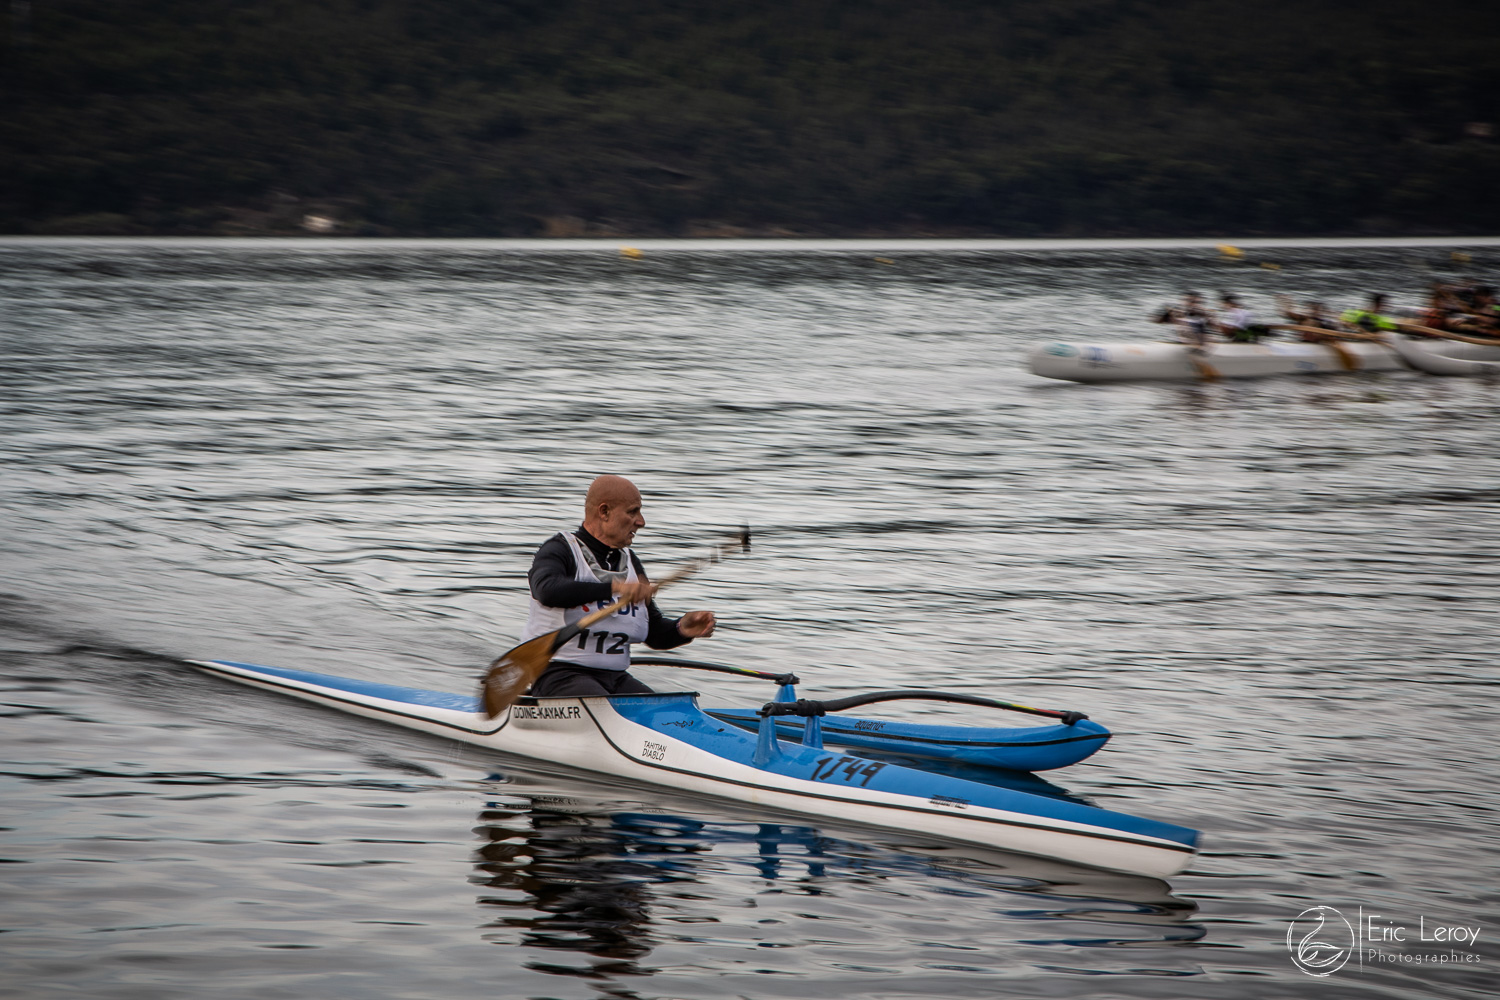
1265, 322, 1369, 369
1290, 316, 1500, 347
1269, 323, 1385, 342
555, 549, 726, 636
1396, 322, 1500, 347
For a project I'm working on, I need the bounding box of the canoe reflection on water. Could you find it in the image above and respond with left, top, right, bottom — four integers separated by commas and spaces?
473, 803, 700, 961
473, 802, 833, 962
469, 787, 1204, 965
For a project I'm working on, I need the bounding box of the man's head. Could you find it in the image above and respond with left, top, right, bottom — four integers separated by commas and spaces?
583, 475, 645, 549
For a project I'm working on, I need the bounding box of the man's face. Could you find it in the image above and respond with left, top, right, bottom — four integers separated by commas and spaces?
595, 490, 645, 548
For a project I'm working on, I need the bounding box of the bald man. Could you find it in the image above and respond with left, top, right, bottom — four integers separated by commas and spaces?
520, 475, 718, 697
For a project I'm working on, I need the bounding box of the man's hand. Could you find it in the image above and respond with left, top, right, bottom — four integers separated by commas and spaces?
676, 610, 716, 638
611, 579, 656, 605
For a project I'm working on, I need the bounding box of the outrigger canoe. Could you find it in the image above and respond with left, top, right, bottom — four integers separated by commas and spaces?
190, 657, 1199, 878
1028, 339, 1405, 382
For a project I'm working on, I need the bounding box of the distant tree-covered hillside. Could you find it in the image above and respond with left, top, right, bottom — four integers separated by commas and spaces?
3, 0, 1498, 236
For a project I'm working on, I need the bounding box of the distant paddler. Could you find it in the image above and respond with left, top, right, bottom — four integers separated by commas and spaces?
1416, 282, 1467, 333
1275, 295, 1343, 340
1272, 294, 1381, 369
1215, 292, 1267, 342
1327, 288, 1500, 344
1340, 293, 1401, 334
1453, 284, 1500, 335
1153, 290, 1220, 379
519, 475, 718, 697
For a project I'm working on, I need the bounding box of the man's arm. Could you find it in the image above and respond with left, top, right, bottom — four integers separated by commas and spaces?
528, 534, 612, 608
643, 600, 694, 649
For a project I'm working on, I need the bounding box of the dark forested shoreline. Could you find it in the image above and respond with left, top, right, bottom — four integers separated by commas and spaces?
4, 0, 1498, 238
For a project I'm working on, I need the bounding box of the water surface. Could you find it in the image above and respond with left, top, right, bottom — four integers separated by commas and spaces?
2, 238, 1497, 999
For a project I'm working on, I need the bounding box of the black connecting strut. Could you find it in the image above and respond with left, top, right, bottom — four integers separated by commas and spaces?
757, 690, 1088, 727
631, 655, 798, 688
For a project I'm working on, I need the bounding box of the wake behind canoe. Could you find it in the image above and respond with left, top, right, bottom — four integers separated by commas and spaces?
190, 659, 1199, 878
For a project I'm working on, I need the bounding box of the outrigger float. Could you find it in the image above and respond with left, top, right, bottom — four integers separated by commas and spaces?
190, 656, 1198, 878
1027, 335, 1500, 382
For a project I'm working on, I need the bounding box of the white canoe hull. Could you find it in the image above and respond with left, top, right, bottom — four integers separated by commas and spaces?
192, 659, 1199, 879
1383, 335, 1500, 375
1028, 340, 1405, 382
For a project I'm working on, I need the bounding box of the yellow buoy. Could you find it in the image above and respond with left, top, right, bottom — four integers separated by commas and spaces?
874, 257, 895, 265
1260, 261, 1282, 270
1452, 251, 1472, 264
621, 246, 643, 259
1216, 244, 1244, 259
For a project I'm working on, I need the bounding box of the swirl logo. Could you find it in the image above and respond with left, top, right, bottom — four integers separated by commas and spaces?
1288, 906, 1356, 977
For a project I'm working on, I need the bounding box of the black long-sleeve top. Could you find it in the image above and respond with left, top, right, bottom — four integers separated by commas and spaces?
527, 526, 691, 650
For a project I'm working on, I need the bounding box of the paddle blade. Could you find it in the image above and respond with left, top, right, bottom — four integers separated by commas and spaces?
1189, 352, 1221, 381
480, 632, 558, 718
